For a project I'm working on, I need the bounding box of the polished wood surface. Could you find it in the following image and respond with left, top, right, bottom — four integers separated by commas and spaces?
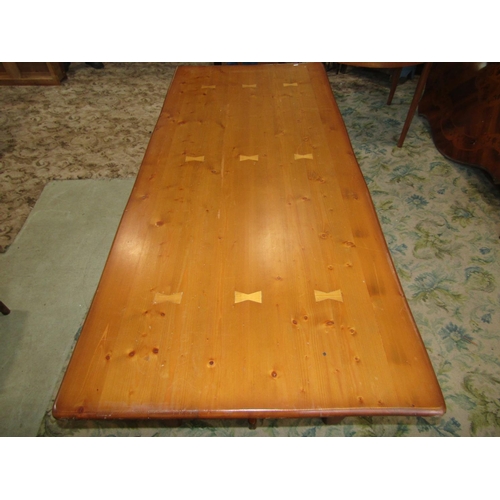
53, 63, 445, 421
419, 62, 500, 183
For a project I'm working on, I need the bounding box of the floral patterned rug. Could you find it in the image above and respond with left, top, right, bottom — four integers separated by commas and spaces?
0, 63, 178, 253
32, 64, 500, 436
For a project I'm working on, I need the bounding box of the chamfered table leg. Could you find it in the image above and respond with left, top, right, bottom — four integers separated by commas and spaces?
0, 301, 10, 315
164, 419, 182, 427
322, 417, 344, 425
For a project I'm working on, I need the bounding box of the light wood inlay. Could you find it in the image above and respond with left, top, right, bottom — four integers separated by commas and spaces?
153, 292, 183, 305
242, 84, 257, 88
283, 82, 298, 87
185, 156, 205, 162
294, 153, 314, 160
239, 155, 259, 161
314, 290, 343, 303
53, 63, 445, 422
234, 291, 263, 304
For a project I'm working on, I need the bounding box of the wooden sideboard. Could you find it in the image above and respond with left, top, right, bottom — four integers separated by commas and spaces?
0, 63, 66, 85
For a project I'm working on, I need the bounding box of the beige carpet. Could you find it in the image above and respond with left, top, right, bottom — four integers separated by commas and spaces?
16, 63, 498, 437
0, 62, 181, 252
3, 63, 500, 436
0, 63, 395, 253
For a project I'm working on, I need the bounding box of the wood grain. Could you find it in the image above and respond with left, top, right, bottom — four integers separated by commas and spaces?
53, 63, 445, 421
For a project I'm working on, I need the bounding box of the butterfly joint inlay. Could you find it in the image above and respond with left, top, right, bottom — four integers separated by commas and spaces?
154, 292, 183, 305
314, 290, 343, 303
234, 291, 262, 304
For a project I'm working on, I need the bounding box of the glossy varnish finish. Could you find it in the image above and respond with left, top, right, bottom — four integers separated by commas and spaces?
53, 63, 445, 420
419, 62, 500, 184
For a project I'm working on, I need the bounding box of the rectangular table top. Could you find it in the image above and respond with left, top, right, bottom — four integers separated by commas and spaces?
53, 63, 445, 420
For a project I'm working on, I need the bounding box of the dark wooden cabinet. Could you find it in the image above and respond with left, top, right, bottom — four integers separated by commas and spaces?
0, 62, 66, 85
419, 63, 500, 184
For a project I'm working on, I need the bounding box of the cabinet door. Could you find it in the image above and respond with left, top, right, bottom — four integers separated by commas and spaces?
0, 62, 66, 85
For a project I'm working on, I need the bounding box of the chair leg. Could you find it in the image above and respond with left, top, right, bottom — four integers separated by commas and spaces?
387, 68, 402, 105
338, 64, 347, 74
0, 301, 10, 315
397, 62, 433, 147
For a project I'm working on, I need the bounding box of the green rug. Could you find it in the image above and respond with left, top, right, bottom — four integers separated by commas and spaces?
0, 63, 178, 253
38, 65, 500, 436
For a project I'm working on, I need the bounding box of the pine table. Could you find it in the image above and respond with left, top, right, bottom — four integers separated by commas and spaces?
53, 63, 445, 425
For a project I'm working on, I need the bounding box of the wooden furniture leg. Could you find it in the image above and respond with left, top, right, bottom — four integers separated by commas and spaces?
164, 419, 182, 427
248, 418, 258, 430
397, 62, 433, 147
387, 68, 402, 105
0, 301, 10, 315
322, 417, 344, 425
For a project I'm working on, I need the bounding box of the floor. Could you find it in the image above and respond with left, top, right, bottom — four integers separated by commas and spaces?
2, 64, 499, 437
0, 179, 133, 436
